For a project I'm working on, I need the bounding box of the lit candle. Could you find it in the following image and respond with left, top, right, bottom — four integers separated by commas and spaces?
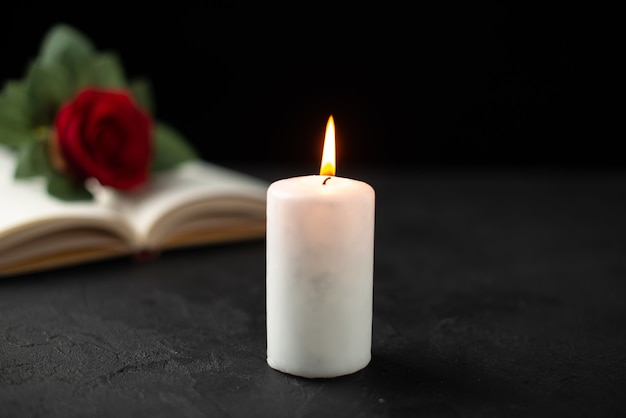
266, 115, 376, 378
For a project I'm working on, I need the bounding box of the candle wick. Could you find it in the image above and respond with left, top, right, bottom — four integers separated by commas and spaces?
322, 176, 332, 185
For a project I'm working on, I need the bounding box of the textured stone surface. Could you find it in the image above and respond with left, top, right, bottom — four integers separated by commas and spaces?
2, 168, 626, 417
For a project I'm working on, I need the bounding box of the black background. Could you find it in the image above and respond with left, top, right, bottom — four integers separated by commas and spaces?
0, 4, 608, 170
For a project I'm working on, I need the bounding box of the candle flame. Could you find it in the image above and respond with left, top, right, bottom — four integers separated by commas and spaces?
319, 115, 336, 176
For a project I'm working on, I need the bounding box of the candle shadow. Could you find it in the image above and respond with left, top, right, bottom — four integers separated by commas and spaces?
256, 348, 533, 418
266, 350, 452, 394
364, 350, 534, 411
361, 351, 455, 395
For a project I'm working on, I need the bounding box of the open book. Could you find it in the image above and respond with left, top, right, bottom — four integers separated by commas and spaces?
0, 145, 268, 276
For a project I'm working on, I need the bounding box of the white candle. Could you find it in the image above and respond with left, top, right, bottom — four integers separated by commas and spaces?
266, 115, 375, 378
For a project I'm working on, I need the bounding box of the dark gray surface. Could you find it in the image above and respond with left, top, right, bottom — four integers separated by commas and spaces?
2, 167, 626, 417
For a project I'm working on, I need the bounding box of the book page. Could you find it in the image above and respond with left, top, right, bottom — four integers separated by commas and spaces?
0, 146, 135, 275
109, 160, 268, 250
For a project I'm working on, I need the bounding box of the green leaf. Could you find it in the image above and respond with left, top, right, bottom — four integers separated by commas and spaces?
91, 52, 127, 87
0, 97, 30, 130
0, 100, 28, 129
47, 170, 93, 201
0, 80, 32, 127
13, 140, 52, 178
38, 24, 96, 90
0, 80, 29, 107
129, 78, 154, 114
0, 126, 33, 149
151, 122, 198, 172
24, 61, 72, 125
0, 80, 35, 149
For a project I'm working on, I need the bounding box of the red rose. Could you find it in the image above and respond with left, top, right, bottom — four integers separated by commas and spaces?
53, 88, 153, 190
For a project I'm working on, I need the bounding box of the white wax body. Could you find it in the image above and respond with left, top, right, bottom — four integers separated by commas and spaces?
266, 175, 375, 378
